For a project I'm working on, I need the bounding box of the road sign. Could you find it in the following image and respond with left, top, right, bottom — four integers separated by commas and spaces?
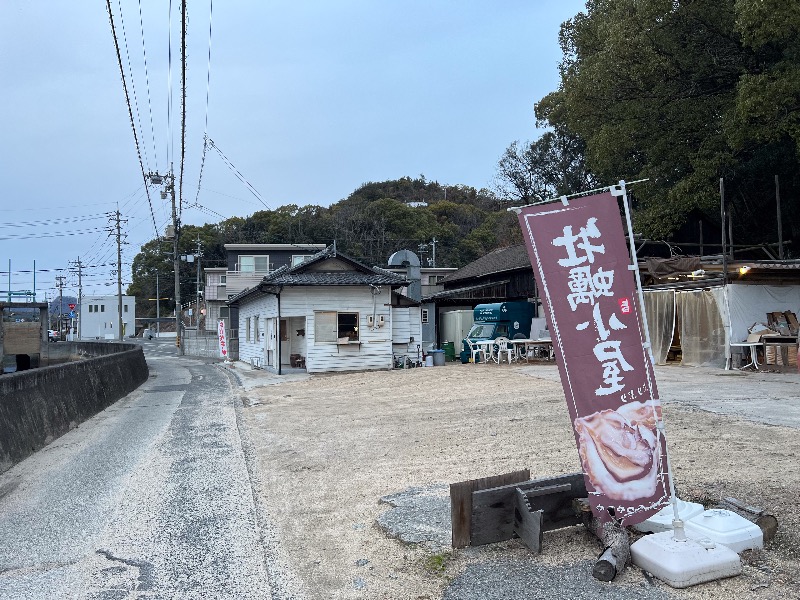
68, 303, 76, 310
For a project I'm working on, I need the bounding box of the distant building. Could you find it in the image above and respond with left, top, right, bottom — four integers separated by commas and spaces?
203, 243, 327, 336
79, 295, 136, 339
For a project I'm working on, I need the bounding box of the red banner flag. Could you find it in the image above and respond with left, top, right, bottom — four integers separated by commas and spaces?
517, 192, 670, 526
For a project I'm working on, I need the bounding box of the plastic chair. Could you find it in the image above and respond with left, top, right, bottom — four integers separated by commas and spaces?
494, 337, 513, 364
466, 339, 486, 363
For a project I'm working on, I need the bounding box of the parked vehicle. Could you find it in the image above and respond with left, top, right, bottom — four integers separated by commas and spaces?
459, 302, 535, 363
48, 329, 59, 342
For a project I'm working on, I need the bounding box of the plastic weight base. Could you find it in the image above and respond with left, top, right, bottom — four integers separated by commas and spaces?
630, 531, 742, 589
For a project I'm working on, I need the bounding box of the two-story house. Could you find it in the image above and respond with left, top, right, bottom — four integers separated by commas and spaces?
204, 244, 327, 335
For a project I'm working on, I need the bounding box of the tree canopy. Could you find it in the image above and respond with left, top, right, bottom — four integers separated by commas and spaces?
534, 0, 800, 248
127, 177, 521, 318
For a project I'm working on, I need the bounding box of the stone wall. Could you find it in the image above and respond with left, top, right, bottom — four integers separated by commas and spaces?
181, 331, 238, 360
0, 343, 149, 474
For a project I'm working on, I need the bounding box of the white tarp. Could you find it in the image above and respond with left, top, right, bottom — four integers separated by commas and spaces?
679, 289, 727, 368
643, 284, 799, 369
642, 290, 675, 365
725, 284, 800, 343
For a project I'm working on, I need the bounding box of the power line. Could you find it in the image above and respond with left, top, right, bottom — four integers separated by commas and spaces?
167, 0, 174, 169
137, 0, 158, 169
116, 0, 149, 170
0, 228, 107, 241
194, 0, 214, 206
178, 0, 188, 220
0, 214, 107, 228
207, 138, 270, 209
105, 0, 160, 239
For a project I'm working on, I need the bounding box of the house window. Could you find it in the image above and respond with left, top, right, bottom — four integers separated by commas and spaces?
291, 255, 308, 267
219, 306, 230, 318
315, 311, 359, 343
101, 305, 105, 312
220, 275, 227, 284
239, 255, 270, 272
429, 275, 446, 284
254, 315, 260, 341
245, 317, 251, 342
421, 309, 429, 324
124, 305, 128, 312
89, 305, 93, 313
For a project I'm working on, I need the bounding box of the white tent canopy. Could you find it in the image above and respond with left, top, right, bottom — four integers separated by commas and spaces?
644, 284, 800, 368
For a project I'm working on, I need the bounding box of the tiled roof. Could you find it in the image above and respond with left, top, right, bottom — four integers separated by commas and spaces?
262, 269, 406, 286
228, 246, 408, 303
443, 245, 532, 283
425, 281, 510, 300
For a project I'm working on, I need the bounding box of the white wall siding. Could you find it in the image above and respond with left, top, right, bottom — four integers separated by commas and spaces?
391, 306, 423, 356
235, 287, 425, 373
282, 287, 392, 373
237, 295, 277, 367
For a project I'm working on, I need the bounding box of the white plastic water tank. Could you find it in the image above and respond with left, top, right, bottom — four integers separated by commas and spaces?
631, 531, 742, 588
684, 509, 764, 553
634, 499, 705, 533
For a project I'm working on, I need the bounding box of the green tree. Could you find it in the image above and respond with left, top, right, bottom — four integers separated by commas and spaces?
494, 126, 597, 203
538, 0, 800, 249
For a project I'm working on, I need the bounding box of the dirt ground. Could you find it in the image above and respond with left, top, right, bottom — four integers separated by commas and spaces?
239, 362, 800, 600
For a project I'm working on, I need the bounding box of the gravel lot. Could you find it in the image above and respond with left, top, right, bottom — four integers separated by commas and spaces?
233, 361, 800, 600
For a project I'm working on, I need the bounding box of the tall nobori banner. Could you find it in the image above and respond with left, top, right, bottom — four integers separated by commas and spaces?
517, 191, 670, 526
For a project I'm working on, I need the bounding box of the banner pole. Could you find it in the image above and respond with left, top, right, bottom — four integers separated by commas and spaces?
508, 178, 650, 214
612, 180, 685, 538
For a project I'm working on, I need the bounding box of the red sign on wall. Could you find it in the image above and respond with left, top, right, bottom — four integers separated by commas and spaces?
517, 192, 670, 526
218, 319, 228, 359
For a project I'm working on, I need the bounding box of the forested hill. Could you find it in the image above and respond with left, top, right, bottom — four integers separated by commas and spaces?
127, 176, 523, 309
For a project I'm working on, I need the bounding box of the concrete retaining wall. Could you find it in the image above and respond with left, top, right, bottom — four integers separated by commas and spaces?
181, 333, 238, 361
0, 342, 149, 474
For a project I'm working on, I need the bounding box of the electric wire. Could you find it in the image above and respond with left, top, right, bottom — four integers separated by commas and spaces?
0, 228, 108, 241
178, 0, 188, 219
105, 0, 160, 239
207, 139, 270, 209
167, 0, 174, 170
137, 0, 158, 169
116, 0, 149, 171
0, 214, 107, 229
194, 0, 214, 206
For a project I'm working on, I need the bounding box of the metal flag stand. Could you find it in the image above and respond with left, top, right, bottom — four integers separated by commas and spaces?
611, 181, 742, 588
509, 180, 743, 588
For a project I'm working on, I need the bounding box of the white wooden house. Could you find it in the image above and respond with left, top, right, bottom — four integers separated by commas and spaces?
229, 246, 422, 373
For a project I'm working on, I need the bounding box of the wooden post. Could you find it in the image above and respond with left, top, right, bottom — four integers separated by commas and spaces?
573, 498, 631, 582
449, 469, 529, 548
514, 488, 544, 553
720, 178, 727, 283
593, 521, 631, 582
776, 175, 784, 260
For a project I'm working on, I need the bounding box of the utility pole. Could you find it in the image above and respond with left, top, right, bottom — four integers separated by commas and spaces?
431, 237, 437, 268
110, 208, 127, 341
147, 169, 182, 354
71, 257, 84, 340
195, 234, 202, 330
55, 275, 66, 333
154, 270, 160, 337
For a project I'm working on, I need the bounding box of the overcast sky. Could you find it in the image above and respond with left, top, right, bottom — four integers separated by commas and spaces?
1, 1, 585, 300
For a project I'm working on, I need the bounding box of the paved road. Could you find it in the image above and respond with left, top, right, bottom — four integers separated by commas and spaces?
525, 363, 800, 429
0, 347, 292, 599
